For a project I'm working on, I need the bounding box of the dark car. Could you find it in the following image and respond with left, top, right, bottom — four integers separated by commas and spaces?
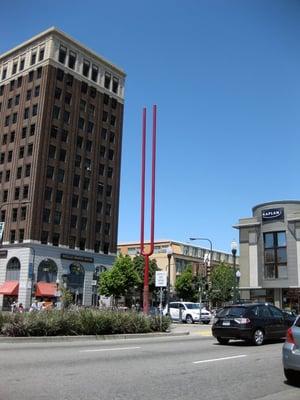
212, 303, 296, 346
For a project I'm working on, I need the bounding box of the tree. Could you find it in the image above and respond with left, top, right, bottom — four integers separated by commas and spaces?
132, 255, 159, 307
175, 266, 199, 302
209, 262, 235, 306
98, 254, 141, 307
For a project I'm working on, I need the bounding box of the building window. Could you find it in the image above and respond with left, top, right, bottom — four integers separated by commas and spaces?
3, 190, 8, 202
82, 60, 90, 77
81, 197, 88, 210
19, 229, 24, 243
68, 51, 76, 69
54, 211, 61, 224
12, 208, 18, 222
63, 110, 70, 124
73, 174, 80, 187
55, 87, 62, 100
30, 124, 35, 136
2, 134, 7, 145
5, 115, 10, 126
55, 190, 63, 203
65, 92, 72, 105
81, 82, 88, 94
25, 164, 31, 177
70, 215, 77, 228
112, 77, 119, 94
96, 221, 101, 233
46, 165, 54, 179
59, 149, 66, 162
43, 208, 50, 223
7, 151, 13, 162
111, 98, 117, 110
31, 52, 36, 65
2, 68, 7, 80
20, 58, 25, 71
17, 76, 22, 88
10, 80, 15, 91
27, 143, 33, 156
103, 94, 109, 105
20, 207, 26, 220
87, 121, 94, 134
45, 187, 52, 201
61, 129, 68, 142
59, 45, 67, 64
85, 140, 92, 152
28, 71, 34, 82
26, 89, 32, 101
75, 154, 81, 168
48, 145, 56, 159
104, 73, 111, 89
78, 117, 85, 130
53, 105, 60, 119
32, 104, 38, 116
17, 166, 22, 179
52, 233, 60, 246
14, 187, 20, 200
12, 112, 18, 124
56, 68, 64, 81
10, 230, 16, 243
23, 185, 29, 199
24, 108, 29, 119
66, 74, 73, 86
19, 147, 24, 158
91, 65, 98, 82
81, 217, 87, 231
57, 168, 65, 183
34, 86, 40, 97
90, 87, 96, 99
80, 99, 86, 112
72, 195, 78, 208
41, 231, 49, 244
7, 98, 12, 109
15, 95, 20, 106
264, 231, 287, 279
39, 47, 45, 61
22, 127, 27, 138
36, 67, 42, 79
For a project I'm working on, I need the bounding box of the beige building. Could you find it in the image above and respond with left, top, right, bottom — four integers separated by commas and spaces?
118, 239, 238, 290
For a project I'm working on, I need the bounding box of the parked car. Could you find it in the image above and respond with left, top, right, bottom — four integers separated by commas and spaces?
163, 301, 211, 324
212, 303, 296, 346
282, 315, 300, 384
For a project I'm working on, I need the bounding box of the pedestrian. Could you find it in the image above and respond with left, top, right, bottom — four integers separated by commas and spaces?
29, 300, 39, 312
18, 303, 24, 313
11, 301, 17, 313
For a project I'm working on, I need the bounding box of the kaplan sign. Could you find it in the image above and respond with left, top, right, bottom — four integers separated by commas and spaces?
262, 208, 284, 221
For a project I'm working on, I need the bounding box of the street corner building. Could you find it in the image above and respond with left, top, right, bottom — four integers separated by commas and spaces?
234, 200, 300, 312
0, 27, 126, 310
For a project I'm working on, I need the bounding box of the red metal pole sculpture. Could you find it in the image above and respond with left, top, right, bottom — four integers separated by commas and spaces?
140, 105, 157, 314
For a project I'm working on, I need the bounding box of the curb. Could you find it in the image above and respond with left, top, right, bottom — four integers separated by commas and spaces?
0, 330, 190, 343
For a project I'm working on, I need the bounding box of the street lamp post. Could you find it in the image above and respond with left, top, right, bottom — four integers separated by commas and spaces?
189, 237, 213, 323
236, 269, 241, 301
166, 246, 173, 315
231, 240, 238, 303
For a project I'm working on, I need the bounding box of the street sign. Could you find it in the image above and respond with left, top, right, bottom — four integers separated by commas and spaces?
0, 222, 4, 241
155, 271, 167, 287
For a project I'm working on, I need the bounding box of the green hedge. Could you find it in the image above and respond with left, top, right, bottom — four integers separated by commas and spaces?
0, 309, 171, 337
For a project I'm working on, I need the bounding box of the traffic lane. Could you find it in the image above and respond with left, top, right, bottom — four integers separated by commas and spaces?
0, 337, 297, 400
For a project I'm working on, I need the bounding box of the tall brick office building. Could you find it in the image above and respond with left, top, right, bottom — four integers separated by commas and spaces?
0, 28, 126, 309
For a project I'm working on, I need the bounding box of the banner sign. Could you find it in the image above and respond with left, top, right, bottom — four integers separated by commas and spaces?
155, 271, 167, 287
262, 208, 284, 221
61, 253, 94, 263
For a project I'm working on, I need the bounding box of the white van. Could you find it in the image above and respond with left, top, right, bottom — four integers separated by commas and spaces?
163, 301, 211, 324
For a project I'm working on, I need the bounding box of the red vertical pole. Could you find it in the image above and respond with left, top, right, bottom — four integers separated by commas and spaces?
140, 105, 157, 314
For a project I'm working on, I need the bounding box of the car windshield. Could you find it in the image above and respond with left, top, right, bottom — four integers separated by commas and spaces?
217, 307, 246, 318
295, 316, 300, 328
185, 303, 200, 309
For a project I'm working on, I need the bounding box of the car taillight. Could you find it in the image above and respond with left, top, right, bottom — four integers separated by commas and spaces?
286, 327, 296, 344
234, 318, 250, 324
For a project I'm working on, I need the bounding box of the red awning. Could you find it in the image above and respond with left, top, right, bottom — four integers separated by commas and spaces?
0, 281, 19, 296
35, 282, 57, 298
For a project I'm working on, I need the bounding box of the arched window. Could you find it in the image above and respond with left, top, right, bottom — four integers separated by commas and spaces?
37, 259, 58, 283
68, 263, 85, 291
6, 257, 21, 281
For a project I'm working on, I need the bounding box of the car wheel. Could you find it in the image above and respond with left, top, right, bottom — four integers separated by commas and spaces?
284, 369, 300, 385
252, 329, 264, 346
217, 337, 229, 345
186, 314, 194, 324
203, 321, 210, 324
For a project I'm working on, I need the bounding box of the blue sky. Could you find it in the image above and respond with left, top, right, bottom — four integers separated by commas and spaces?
1, 0, 300, 253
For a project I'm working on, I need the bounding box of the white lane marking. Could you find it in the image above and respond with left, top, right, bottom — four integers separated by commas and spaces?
193, 354, 247, 364
80, 346, 141, 353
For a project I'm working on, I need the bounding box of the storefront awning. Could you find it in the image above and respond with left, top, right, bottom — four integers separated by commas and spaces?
0, 281, 19, 296
35, 282, 57, 298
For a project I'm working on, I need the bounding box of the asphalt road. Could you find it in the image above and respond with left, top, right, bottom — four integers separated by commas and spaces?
0, 327, 299, 400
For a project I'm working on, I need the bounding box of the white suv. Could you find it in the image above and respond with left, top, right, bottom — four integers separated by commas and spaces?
163, 302, 211, 324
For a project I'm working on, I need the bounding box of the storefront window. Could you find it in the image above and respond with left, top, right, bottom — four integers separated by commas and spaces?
263, 231, 287, 279
6, 257, 21, 281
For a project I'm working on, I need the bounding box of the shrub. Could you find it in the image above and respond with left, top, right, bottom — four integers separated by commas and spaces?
0, 309, 171, 337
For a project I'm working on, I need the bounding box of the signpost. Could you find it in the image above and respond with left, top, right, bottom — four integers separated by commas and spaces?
155, 271, 167, 330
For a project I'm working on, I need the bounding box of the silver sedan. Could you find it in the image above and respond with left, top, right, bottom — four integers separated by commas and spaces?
282, 315, 300, 385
